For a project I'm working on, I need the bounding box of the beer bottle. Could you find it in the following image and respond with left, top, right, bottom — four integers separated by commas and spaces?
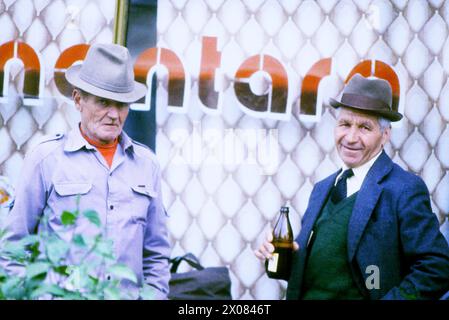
265, 206, 293, 280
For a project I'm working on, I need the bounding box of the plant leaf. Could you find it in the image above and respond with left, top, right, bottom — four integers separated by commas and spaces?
26, 262, 50, 280
2, 241, 27, 260
0, 266, 7, 280
20, 234, 40, 246
83, 210, 101, 227
82, 292, 100, 300
53, 265, 69, 276
46, 236, 69, 264
62, 292, 84, 300
104, 287, 121, 300
107, 264, 137, 284
31, 284, 65, 299
72, 234, 87, 248
94, 239, 115, 259
61, 211, 76, 226
1, 276, 25, 299
0, 228, 7, 240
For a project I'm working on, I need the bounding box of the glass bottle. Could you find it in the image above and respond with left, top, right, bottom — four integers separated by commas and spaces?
265, 206, 293, 280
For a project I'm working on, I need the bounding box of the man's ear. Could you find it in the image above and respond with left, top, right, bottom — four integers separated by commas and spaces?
72, 89, 82, 111
382, 126, 391, 146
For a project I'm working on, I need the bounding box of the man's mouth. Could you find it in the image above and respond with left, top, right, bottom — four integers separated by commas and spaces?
342, 145, 361, 152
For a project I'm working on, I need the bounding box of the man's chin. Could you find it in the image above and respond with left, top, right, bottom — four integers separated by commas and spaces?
101, 126, 121, 134
341, 155, 361, 168
98, 131, 120, 143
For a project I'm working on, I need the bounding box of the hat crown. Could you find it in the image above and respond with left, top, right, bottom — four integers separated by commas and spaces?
65, 43, 147, 103
343, 74, 392, 109
78, 43, 134, 93
329, 74, 403, 121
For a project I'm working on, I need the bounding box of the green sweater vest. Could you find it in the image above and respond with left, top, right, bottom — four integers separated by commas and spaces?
301, 193, 364, 300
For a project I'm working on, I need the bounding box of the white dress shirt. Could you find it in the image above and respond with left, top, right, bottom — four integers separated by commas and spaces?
335, 150, 383, 197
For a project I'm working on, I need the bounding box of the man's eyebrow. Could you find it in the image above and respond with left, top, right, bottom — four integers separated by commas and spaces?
95, 97, 127, 106
358, 120, 374, 127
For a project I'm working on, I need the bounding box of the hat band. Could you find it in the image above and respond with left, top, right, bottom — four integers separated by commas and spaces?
341, 93, 391, 112
79, 71, 134, 93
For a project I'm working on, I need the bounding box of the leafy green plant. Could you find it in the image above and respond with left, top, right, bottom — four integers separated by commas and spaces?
0, 199, 156, 300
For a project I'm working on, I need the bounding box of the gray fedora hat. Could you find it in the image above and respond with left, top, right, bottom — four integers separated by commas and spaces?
329, 74, 402, 122
65, 43, 147, 103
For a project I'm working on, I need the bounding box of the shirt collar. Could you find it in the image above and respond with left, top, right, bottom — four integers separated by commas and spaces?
338, 149, 383, 182
64, 124, 134, 153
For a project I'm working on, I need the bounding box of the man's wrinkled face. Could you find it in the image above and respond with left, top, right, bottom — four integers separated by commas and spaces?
335, 107, 390, 168
73, 89, 129, 145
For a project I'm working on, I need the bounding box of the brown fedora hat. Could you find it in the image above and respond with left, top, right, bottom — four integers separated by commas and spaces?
65, 43, 147, 103
329, 74, 402, 122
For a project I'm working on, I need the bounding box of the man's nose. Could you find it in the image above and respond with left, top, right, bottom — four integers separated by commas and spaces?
345, 127, 359, 142
107, 105, 120, 119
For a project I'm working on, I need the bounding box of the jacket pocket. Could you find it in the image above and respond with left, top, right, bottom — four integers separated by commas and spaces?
129, 185, 157, 225
49, 182, 93, 225
54, 183, 92, 196
131, 185, 157, 198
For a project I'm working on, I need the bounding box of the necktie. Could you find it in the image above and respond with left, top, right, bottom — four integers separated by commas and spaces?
331, 169, 354, 204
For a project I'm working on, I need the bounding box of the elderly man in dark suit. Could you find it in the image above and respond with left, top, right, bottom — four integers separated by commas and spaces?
255, 74, 449, 299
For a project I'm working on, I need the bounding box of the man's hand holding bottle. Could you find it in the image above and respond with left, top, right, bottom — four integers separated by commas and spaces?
254, 206, 299, 280
254, 231, 299, 261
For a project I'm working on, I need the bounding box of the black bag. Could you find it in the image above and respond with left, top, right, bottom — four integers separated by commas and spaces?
168, 253, 232, 300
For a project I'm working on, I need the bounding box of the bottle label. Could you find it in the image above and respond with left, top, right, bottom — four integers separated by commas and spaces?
267, 253, 279, 272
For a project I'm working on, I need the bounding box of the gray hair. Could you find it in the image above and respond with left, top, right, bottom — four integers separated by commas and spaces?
335, 107, 391, 133
377, 117, 391, 133
73, 87, 90, 99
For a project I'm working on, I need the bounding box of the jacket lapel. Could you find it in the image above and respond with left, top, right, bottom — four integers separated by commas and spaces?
347, 151, 393, 261
298, 172, 338, 250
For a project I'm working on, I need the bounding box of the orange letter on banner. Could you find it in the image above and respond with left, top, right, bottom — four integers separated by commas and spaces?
346, 60, 400, 113
54, 44, 90, 99
0, 41, 42, 105
300, 58, 332, 117
345, 60, 371, 81
0, 41, 14, 98
373, 61, 400, 113
18, 42, 41, 102
264, 56, 288, 114
199, 36, 221, 112
235, 56, 266, 111
133, 47, 189, 112
234, 54, 289, 119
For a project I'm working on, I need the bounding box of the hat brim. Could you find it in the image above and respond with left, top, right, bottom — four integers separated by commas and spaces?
329, 98, 403, 122
65, 65, 147, 103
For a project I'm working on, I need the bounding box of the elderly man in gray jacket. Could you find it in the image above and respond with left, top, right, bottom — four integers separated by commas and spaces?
2, 43, 171, 299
